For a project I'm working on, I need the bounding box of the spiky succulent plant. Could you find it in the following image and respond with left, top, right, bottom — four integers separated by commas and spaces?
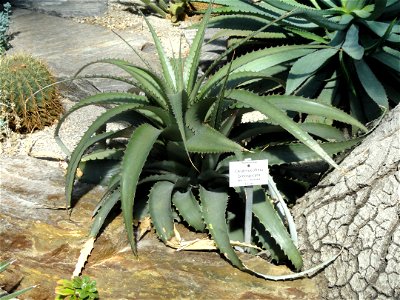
139, 0, 191, 22
56, 7, 367, 278
0, 54, 63, 133
55, 276, 99, 300
195, 0, 400, 123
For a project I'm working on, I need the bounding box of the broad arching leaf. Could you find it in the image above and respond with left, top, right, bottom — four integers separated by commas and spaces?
201, 45, 317, 98
200, 186, 245, 270
252, 188, 302, 270
120, 123, 161, 255
354, 59, 389, 109
217, 138, 362, 171
65, 104, 143, 208
227, 90, 340, 168
286, 48, 338, 95
267, 96, 368, 131
142, 17, 177, 91
342, 24, 364, 59
90, 189, 121, 238
73, 59, 169, 109
172, 189, 205, 232
149, 181, 175, 242
183, 5, 211, 94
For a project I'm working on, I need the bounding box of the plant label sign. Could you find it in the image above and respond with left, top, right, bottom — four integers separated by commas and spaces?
229, 159, 269, 187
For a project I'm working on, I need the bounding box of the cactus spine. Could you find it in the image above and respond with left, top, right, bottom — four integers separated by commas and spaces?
0, 54, 63, 133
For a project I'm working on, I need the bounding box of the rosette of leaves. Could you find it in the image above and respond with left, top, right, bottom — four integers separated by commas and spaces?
55, 276, 99, 300
56, 8, 367, 277
195, 0, 400, 123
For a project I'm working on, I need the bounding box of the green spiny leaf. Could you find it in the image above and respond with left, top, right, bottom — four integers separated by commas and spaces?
172, 189, 205, 232
186, 124, 244, 154
142, 17, 177, 91
354, 59, 389, 109
55, 92, 147, 155
342, 24, 364, 59
90, 189, 120, 238
65, 128, 124, 209
0, 260, 14, 273
120, 123, 161, 255
76, 59, 169, 108
186, 96, 244, 154
286, 48, 338, 95
183, 4, 211, 95
252, 188, 302, 270
81, 148, 124, 162
92, 175, 121, 218
148, 181, 175, 242
217, 138, 362, 170
267, 96, 368, 131
200, 186, 244, 269
226, 90, 341, 169
297, 123, 346, 141
1, 286, 36, 300
253, 219, 286, 262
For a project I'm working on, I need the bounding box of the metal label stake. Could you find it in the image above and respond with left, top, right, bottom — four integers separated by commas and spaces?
229, 158, 269, 252
244, 185, 253, 248
243, 158, 253, 249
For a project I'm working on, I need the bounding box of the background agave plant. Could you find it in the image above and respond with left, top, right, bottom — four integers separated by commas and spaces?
139, 0, 191, 22
195, 0, 400, 123
56, 8, 367, 278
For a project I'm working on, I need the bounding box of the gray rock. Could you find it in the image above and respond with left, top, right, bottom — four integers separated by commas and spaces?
9, 0, 108, 17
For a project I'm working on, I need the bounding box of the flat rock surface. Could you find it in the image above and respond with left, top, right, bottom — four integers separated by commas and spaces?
0, 156, 320, 299
8, 8, 155, 91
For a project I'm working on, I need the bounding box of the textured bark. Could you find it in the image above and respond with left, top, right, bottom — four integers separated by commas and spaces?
293, 105, 400, 300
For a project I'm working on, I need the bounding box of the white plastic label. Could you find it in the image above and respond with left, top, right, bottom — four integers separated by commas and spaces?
229, 159, 269, 187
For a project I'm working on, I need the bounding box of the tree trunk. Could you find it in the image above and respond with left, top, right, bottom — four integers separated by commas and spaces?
292, 105, 399, 299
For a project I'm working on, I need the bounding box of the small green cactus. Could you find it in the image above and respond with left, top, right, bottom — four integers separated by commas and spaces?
0, 53, 63, 133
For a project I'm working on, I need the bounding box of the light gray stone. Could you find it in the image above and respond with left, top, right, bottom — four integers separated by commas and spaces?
9, 0, 108, 17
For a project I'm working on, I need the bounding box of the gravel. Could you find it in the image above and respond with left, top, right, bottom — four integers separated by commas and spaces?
72, 0, 195, 57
